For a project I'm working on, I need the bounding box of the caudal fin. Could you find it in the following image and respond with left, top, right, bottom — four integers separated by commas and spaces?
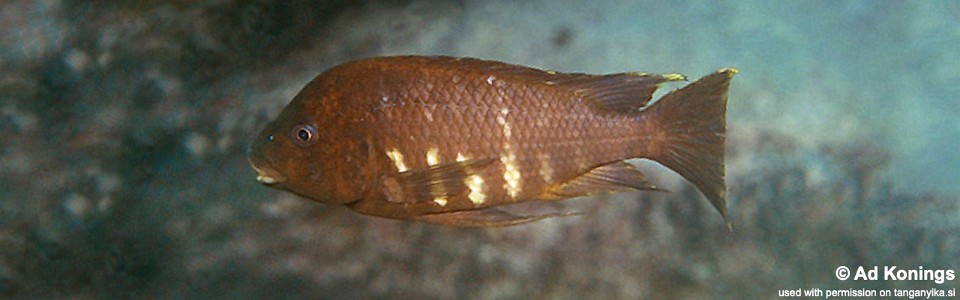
643, 68, 737, 218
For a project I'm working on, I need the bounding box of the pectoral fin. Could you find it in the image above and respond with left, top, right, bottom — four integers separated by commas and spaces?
382, 157, 497, 203
414, 208, 580, 227
549, 161, 663, 198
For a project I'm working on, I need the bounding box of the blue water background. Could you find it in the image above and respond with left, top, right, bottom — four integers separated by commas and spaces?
1, 0, 958, 298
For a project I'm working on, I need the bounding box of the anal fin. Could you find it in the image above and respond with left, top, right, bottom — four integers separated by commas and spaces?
414, 208, 580, 227
383, 157, 497, 204
549, 161, 663, 198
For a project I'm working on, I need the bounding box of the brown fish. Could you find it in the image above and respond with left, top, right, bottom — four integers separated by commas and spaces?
248, 56, 736, 227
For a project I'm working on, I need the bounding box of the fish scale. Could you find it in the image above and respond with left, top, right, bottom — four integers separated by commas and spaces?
248, 55, 736, 227
377, 62, 646, 209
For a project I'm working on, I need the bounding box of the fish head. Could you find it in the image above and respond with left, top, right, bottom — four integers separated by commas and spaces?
247, 77, 372, 205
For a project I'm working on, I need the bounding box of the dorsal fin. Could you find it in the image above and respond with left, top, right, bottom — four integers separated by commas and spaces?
401, 56, 686, 112
551, 72, 687, 113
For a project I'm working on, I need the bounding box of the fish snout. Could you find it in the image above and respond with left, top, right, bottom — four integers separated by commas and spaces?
247, 153, 287, 186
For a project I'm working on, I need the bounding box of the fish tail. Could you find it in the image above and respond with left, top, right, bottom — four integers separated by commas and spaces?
642, 68, 737, 218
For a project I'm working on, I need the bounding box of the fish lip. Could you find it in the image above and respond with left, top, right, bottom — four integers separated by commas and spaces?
247, 153, 287, 186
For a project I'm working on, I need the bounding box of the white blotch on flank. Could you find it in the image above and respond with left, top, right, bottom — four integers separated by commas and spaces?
573, 146, 587, 169
466, 175, 486, 205
456, 151, 486, 205
424, 108, 434, 122
496, 108, 521, 198
502, 155, 521, 198
426, 147, 445, 205
426, 146, 440, 166
496, 110, 513, 140
486, 75, 496, 85
386, 148, 408, 172
538, 153, 554, 184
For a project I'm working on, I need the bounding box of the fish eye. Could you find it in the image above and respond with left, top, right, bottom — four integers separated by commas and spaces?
290, 124, 316, 147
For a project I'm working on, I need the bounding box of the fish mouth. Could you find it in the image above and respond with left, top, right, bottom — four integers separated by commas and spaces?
247, 155, 287, 185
